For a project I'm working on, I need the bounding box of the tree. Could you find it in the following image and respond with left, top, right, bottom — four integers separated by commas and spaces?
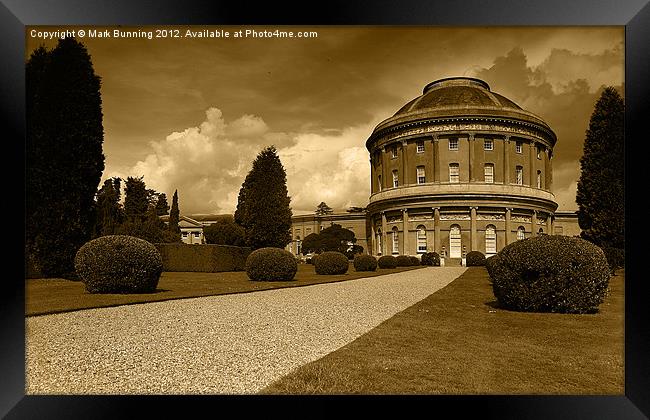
123, 176, 151, 224
315, 202, 334, 216
155, 193, 169, 216
94, 177, 124, 237
204, 216, 245, 246
300, 224, 357, 254
168, 190, 180, 234
576, 87, 624, 250
234, 146, 292, 249
26, 38, 105, 277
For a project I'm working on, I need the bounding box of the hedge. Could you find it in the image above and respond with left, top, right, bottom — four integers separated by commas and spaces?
421, 252, 440, 266
245, 247, 298, 281
353, 254, 377, 272
314, 251, 350, 275
155, 243, 250, 272
466, 251, 486, 266
378, 255, 397, 269
487, 235, 610, 314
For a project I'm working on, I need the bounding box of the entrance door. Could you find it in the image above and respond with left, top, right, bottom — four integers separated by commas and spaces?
449, 225, 461, 258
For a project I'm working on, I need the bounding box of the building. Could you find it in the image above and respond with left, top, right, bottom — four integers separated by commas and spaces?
287, 77, 580, 261
160, 214, 231, 244
288, 211, 368, 256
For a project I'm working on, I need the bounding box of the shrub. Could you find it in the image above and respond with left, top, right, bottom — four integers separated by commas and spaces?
155, 243, 250, 272
600, 246, 625, 273
245, 247, 297, 281
204, 218, 245, 246
421, 252, 440, 266
466, 251, 486, 266
314, 251, 349, 275
395, 255, 413, 267
487, 235, 610, 314
74, 235, 163, 294
378, 255, 397, 269
353, 254, 377, 272
409, 256, 421, 266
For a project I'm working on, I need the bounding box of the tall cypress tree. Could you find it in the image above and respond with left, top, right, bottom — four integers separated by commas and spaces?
576, 87, 624, 250
235, 146, 292, 249
168, 190, 181, 234
26, 38, 104, 277
155, 193, 170, 216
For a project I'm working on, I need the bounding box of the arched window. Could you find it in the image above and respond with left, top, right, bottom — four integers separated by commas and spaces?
485, 225, 497, 255
449, 225, 461, 258
416, 225, 427, 253
517, 226, 525, 240
376, 228, 382, 255
392, 226, 399, 255
538, 228, 544, 235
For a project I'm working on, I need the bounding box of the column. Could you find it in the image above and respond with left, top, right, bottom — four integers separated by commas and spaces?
505, 207, 512, 245
433, 207, 441, 253
503, 135, 510, 184
370, 221, 376, 256
381, 211, 388, 255
529, 140, 536, 186
547, 213, 553, 235
381, 146, 388, 191
470, 206, 478, 251
531, 210, 538, 237
433, 135, 440, 182
369, 157, 374, 193
402, 208, 409, 255
401, 140, 409, 186
468, 133, 476, 182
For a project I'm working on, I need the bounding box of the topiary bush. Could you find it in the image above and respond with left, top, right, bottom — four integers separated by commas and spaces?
377, 255, 397, 269
245, 247, 297, 281
600, 246, 625, 273
74, 235, 163, 294
395, 255, 413, 267
353, 254, 377, 272
314, 251, 349, 275
421, 252, 441, 266
409, 256, 421, 266
487, 235, 610, 314
466, 251, 486, 267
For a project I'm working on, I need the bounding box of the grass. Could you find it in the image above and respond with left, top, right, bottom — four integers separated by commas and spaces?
261, 267, 624, 395
26, 264, 424, 316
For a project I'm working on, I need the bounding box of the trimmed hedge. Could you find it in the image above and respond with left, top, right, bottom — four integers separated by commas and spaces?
395, 255, 413, 267
353, 254, 377, 272
245, 247, 297, 281
378, 255, 397, 269
487, 235, 610, 314
75, 235, 163, 294
466, 251, 486, 267
409, 256, 421, 266
421, 252, 441, 266
155, 243, 250, 272
600, 246, 625, 273
314, 251, 349, 275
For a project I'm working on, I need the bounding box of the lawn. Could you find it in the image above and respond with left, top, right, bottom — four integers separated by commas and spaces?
26, 264, 424, 316
261, 267, 625, 395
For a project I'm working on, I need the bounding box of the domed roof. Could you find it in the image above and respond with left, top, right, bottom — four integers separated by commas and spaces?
368, 77, 556, 147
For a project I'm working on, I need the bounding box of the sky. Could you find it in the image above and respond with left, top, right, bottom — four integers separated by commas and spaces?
26, 26, 624, 215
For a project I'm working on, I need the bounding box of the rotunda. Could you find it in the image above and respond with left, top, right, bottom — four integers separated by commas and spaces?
366, 77, 558, 259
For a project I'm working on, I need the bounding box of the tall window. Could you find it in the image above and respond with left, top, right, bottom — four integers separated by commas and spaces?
378, 175, 382, 191
537, 170, 542, 188
485, 225, 497, 255
417, 166, 426, 184
449, 225, 461, 258
392, 226, 399, 255
516, 166, 523, 185
376, 228, 382, 255
449, 138, 459, 150
515, 141, 522, 154
296, 236, 301, 255
391, 146, 398, 158
449, 163, 460, 183
484, 163, 494, 184
417, 225, 427, 253
416, 140, 425, 153
392, 170, 399, 187
484, 139, 493, 151
517, 226, 525, 240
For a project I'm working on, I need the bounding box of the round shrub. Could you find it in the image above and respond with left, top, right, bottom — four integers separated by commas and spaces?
314, 251, 349, 275
353, 254, 377, 272
395, 255, 413, 267
421, 252, 441, 266
487, 235, 610, 314
466, 251, 486, 267
377, 255, 397, 269
409, 256, 421, 266
245, 247, 297, 281
74, 235, 163, 294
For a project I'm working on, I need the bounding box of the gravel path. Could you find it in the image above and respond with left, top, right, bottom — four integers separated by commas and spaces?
26, 267, 466, 394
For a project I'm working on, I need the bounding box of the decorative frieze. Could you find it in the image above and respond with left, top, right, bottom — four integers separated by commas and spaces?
477, 214, 505, 221
408, 214, 434, 221
440, 214, 471, 221
387, 216, 402, 223
382, 122, 544, 144
511, 215, 532, 223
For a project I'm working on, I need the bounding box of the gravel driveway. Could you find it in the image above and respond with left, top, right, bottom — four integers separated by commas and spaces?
26, 267, 466, 394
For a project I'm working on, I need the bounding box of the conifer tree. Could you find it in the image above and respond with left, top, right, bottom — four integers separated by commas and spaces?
26, 38, 104, 277
576, 87, 624, 250
315, 202, 334, 216
234, 146, 292, 249
94, 177, 123, 237
168, 190, 181, 234
155, 193, 170, 216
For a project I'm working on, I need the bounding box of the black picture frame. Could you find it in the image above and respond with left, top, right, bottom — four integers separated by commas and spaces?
3, 0, 648, 418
